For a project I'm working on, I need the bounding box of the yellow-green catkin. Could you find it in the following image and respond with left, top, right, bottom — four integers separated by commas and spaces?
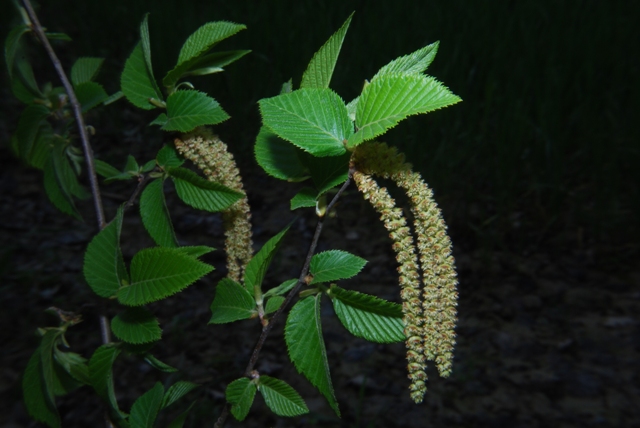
352, 141, 459, 401
174, 129, 253, 283
352, 169, 427, 403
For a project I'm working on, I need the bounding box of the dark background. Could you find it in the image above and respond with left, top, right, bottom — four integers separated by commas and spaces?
1, 1, 638, 427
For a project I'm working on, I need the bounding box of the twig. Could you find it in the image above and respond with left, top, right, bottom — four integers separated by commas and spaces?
124, 173, 153, 211
216, 174, 353, 427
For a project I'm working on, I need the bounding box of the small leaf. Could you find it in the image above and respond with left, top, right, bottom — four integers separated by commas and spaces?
130, 382, 164, 428
348, 74, 461, 147
75, 81, 108, 112
16, 104, 49, 162
70, 57, 104, 85
301, 12, 353, 89
329, 286, 404, 343
141, 159, 156, 173
140, 179, 178, 247
23, 350, 60, 428
175, 245, 215, 259
150, 113, 168, 127
372, 41, 439, 79
264, 296, 285, 314
53, 348, 90, 385
103, 91, 124, 105
5, 25, 30, 78
177, 21, 246, 65
301, 151, 350, 195
290, 187, 317, 210
111, 307, 162, 344
226, 378, 257, 422
157, 144, 184, 169
89, 345, 126, 420
124, 155, 139, 173
94, 159, 122, 178
45, 32, 72, 41
139, 14, 163, 101
168, 166, 242, 212
15, 58, 43, 98
310, 250, 367, 284
264, 278, 298, 298
162, 90, 229, 132
117, 247, 214, 306
285, 295, 339, 416
84, 207, 128, 298
143, 354, 178, 373
44, 157, 80, 220
244, 225, 291, 294
164, 49, 250, 88
162, 381, 199, 409
26, 122, 53, 170
209, 278, 256, 324
121, 42, 160, 110
258, 88, 352, 157
258, 375, 309, 417
254, 126, 309, 181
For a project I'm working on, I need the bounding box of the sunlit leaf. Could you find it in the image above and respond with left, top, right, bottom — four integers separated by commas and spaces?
162, 90, 229, 132
168, 166, 242, 212
372, 41, 439, 79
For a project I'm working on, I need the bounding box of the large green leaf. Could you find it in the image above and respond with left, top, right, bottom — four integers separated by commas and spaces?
75, 81, 108, 112
244, 225, 291, 294
372, 41, 439, 79
301, 151, 350, 195
121, 42, 160, 110
177, 21, 246, 65
130, 382, 164, 428
23, 350, 60, 428
162, 381, 199, 409
164, 49, 250, 88
254, 126, 309, 181
348, 74, 461, 147
111, 307, 162, 344
117, 247, 214, 306
83, 207, 128, 298
259, 88, 352, 157
209, 278, 256, 324
328, 286, 404, 343
70, 57, 104, 86
309, 250, 367, 284
285, 295, 339, 416
300, 12, 353, 89
258, 375, 308, 417
162, 90, 229, 131
5, 25, 30, 78
89, 345, 126, 420
226, 378, 257, 422
140, 179, 178, 247
168, 166, 242, 212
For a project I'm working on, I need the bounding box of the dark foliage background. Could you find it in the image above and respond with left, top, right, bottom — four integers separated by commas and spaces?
0, 1, 638, 427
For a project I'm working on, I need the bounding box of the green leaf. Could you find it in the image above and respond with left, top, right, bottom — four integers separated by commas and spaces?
168, 166, 242, 212
164, 49, 250, 88
175, 245, 215, 259
26, 122, 53, 170
44, 157, 79, 220
39, 330, 63, 399
143, 354, 178, 373
258, 375, 309, 417
141, 159, 156, 173
45, 32, 72, 41
285, 295, 339, 416
226, 378, 257, 422
15, 57, 43, 98
177, 21, 246, 65
140, 179, 178, 247
157, 144, 184, 169
84, 207, 128, 298
23, 350, 60, 428
94, 159, 122, 178
70, 57, 104, 85
16, 104, 49, 162
264, 296, 285, 314
89, 345, 125, 419
150, 113, 168, 127
139, 14, 163, 101
373, 41, 439, 79
290, 187, 317, 210
75, 81, 108, 112
259, 88, 352, 157
301, 12, 353, 89
162, 90, 229, 132
167, 402, 195, 428
117, 247, 214, 306
328, 286, 404, 343
103, 91, 124, 105
53, 348, 90, 385
209, 278, 256, 324
5, 25, 30, 78
162, 381, 199, 409
301, 151, 350, 195
348, 74, 461, 147
346, 95, 358, 121
51, 141, 89, 200
244, 225, 291, 294
124, 155, 139, 173
254, 126, 309, 181
263, 278, 298, 298
310, 250, 367, 284
121, 42, 160, 110
130, 382, 164, 428
111, 307, 162, 344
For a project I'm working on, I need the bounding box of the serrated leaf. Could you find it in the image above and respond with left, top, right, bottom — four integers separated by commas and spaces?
164, 49, 250, 88
150, 113, 168, 127
168, 166, 242, 212
5, 25, 30, 78
285, 295, 339, 416
265, 296, 285, 314
124, 155, 139, 173
291, 187, 317, 210
209, 278, 256, 324
141, 159, 156, 173
89, 345, 126, 419
84, 207, 128, 298
372, 41, 439, 79
140, 179, 178, 248
244, 225, 291, 294
177, 21, 246, 65
310, 250, 367, 284
254, 126, 309, 181
226, 378, 257, 422
348, 74, 461, 147
259, 88, 352, 157
143, 354, 178, 373
111, 307, 162, 344
175, 245, 215, 259
264, 278, 298, 298
346, 96, 358, 122
329, 286, 404, 343
301, 151, 350, 195
71, 57, 104, 85
75, 81, 108, 112
258, 375, 309, 417
23, 350, 60, 428
301, 12, 353, 89
139, 14, 163, 101
130, 382, 164, 428
162, 90, 229, 132
16, 104, 49, 161
117, 247, 214, 306
94, 159, 122, 178
121, 42, 160, 110
157, 144, 184, 169
162, 381, 199, 409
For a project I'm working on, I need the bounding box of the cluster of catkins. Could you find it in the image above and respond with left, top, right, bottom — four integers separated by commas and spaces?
174, 129, 253, 284
351, 141, 458, 403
